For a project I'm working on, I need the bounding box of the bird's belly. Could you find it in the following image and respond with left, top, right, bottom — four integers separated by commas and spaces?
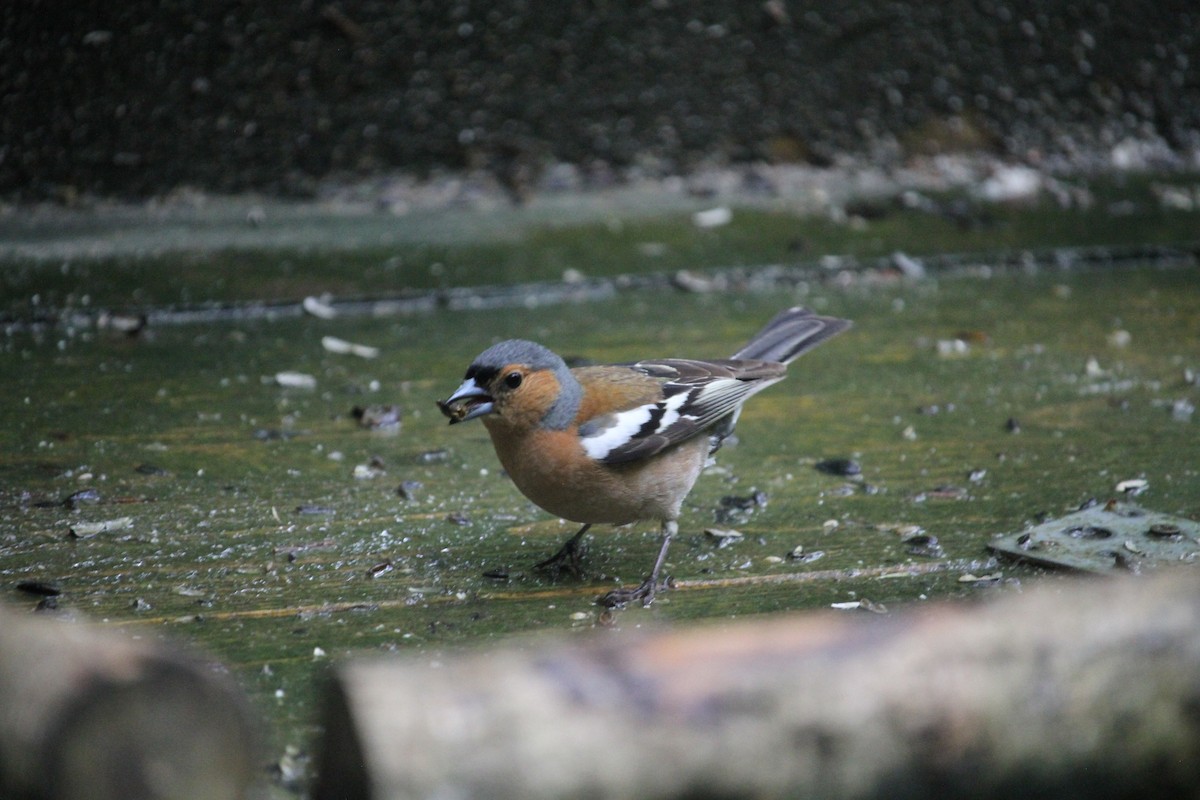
489, 429, 708, 526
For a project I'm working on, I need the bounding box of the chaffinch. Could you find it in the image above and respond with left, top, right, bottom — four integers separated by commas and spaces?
438, 306, 851, 607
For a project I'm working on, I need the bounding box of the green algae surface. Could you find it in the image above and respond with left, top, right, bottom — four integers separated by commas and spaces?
2, 190, 1199, 788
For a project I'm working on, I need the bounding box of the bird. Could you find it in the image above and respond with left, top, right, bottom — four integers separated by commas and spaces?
437, 306, 851, 607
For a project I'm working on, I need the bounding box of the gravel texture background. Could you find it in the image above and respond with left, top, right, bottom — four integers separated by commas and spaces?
3, 1, 1197, 200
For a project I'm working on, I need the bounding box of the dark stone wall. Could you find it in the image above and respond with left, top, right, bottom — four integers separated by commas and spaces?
2, 1, 1196, 199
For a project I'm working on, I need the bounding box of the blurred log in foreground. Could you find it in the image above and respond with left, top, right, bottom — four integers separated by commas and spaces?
316, 573, 1200, 800
0, 606, 257, 800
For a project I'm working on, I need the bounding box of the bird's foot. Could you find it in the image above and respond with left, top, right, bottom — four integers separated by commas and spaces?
534, 530, 589, 578
597, 574, 673, 609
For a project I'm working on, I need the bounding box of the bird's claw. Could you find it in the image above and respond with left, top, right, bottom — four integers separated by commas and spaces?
597, 575, 673, 609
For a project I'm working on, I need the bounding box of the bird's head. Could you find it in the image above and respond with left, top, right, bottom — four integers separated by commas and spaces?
438, 339, 580, 430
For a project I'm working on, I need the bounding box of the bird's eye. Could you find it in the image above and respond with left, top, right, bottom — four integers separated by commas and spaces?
504, 371, 523, 389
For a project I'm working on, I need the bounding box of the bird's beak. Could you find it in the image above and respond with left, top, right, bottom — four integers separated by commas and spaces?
437, 379, 494, 424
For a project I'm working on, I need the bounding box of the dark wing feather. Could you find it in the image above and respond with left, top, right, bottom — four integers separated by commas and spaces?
578, 358, 784, 465
574, 309, 850, 465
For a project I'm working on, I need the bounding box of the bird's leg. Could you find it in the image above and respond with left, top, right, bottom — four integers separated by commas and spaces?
598, 520, 677, 608
534, 523, 591, 577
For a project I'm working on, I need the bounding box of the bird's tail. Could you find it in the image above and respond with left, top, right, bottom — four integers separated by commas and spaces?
732, 306, 852, 364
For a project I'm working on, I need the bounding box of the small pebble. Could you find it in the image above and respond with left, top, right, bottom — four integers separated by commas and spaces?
64, 488, 101, 508
719, 490, 768, 510
253, 428, 298, 441
704, 527, 745, 548
903, 533, 945, 559
958, 572, 1003, 584
1146, 523, 1182, 539
926, 485, 968, 500
396, 480, 424, 500
416, 449, 450, 464
814, 458, 861, 477
917, 403, 956, 415
16, 580, 61, 597
366, 560, 394, 579
352, 405, 402, 429
353, 463, 385, 480
787, 546, 825, 564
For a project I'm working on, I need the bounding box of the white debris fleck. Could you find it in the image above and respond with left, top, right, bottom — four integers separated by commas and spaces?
69, 517, 133, 538
831, 599, 888, 613
303, 295, 337, 319
692, 206, 732, 228
704, 527, 745, 548
1106, 329, 1132, 348
353, 463, 386, 480
1115, 478, 1149, 495
275, 371, 317, 389
936, 338, 970, 357
890, 251, 926, 279
321, 336, 379, 359
978, 164, 1042, 203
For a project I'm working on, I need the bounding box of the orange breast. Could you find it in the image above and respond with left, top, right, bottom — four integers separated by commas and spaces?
481, 420, 708, 526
